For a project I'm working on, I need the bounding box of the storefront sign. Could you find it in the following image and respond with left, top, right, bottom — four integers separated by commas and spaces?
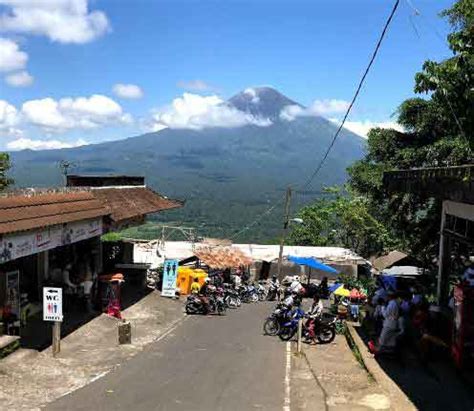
6, 270, 20, 320
161, 259, 178, 297
43, 287, 63, 322
0, 218, 103, 264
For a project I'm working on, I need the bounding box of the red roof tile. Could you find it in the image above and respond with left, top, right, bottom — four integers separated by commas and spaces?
90, 187, 183, 223
194, 246, 253, 269
0, 191, 108, 235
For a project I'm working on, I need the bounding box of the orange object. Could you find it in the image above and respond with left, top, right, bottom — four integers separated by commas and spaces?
176, 268, 207, 295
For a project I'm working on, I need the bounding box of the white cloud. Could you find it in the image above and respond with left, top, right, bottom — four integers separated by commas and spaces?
112, 83, 143, 99
0, 0, 110, 44
149, 93, 272, 131
0, 37, 27, 72
5, 70, 33, 87
280, 99, 350, 121
0, 99, 23, 136
7, 137, 87, 151
329, 118, 404, 138
21, 94, 132, 132
177, 80, 215, 92
244, 88, 260, 104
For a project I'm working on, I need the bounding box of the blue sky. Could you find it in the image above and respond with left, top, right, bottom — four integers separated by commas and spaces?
0, 0, 454, 150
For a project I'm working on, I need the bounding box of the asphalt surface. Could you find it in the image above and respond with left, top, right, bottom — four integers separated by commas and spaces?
46, 302, 288, 411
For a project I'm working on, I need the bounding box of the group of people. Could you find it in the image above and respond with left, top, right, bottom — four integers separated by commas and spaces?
368, 281, 446, 358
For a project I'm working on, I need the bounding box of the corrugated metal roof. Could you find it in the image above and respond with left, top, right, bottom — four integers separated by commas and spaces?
91, 187, 183, 223
373, 250, 408, 271
0, 191, 108, 235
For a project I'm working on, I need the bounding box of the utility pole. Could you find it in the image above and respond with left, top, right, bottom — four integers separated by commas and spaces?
59, 160, 75, 187
277, 186, 292, 279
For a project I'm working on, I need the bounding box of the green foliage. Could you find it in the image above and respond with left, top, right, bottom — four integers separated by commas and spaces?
287, 187, 397, 257
101, 232, 123, 242
347, 0, 473, 266
0, 153, 12, 191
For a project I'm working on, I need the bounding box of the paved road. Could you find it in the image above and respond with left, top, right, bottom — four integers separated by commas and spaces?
46, 302, 289, 411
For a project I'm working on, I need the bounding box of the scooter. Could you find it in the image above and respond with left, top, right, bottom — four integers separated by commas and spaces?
278, 306, 306, 341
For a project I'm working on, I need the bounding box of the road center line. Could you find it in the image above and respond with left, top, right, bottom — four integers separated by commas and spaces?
284, 341, 291, 411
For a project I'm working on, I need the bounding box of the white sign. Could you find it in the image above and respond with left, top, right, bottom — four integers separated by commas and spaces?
0, 218, 103, 264
43, 287, 63, 322
161, 259, 178, 297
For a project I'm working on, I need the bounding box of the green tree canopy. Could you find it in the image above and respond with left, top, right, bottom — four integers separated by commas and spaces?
289, 0, 473, 264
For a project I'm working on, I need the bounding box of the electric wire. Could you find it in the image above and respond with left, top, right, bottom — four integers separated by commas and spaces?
230, 0, 401, 240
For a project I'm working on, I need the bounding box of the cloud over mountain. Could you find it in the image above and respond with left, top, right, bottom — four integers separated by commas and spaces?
148, 92, 272, 131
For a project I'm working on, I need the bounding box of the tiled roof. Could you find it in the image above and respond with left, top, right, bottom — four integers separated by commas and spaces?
194, 246, 253, 269
0, 191, 108, 235
91, 187, 183, 223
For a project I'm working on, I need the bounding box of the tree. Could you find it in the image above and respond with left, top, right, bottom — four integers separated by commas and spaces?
288, 187, 397, 257
0, 153, 12, 191
348, 0, 473, 265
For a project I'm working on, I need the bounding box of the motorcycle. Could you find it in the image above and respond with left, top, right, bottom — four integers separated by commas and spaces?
256, 282, 267, 301
185, 290, 226, 315
303, 314, 336, 344
185, 294, 208, 315
239, 284, 259, 303
263, 302, 291, 336
266, 283, 280, 301
223, 285, 241, 309
278, 306, 306, 341
212, 287, 227, 315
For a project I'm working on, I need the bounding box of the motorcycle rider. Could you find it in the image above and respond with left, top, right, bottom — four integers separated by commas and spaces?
289, 275, 304, 295
198, 277, 211, 314
269, 275, 280, 301
308, 294, 324, 317
190, 277, 201, 294
304, 294, 324, 341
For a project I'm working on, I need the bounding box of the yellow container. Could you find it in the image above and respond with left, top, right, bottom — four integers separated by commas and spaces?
176, 267, 207, 295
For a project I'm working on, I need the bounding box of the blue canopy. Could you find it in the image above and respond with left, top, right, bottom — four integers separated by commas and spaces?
288, 256, 338, 274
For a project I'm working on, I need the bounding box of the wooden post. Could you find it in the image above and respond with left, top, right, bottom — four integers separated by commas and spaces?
277, 187, 292, 279
52, 321, 61, 357
297, 318, 303, 354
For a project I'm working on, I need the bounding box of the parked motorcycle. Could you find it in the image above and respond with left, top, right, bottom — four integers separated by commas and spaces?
266, 283, 280, 301
185, 292, 226, 315
263, 302, 291, 336
223, 285, 241, 309
256, 282, 267, 301
278, 306, 306, 341
239, 284, 259, 303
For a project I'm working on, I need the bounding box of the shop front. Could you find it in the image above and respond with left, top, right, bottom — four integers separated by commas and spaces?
0, 190, 108, 348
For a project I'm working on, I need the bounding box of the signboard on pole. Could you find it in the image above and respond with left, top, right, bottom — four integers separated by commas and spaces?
43, 287, 63, 322
161, 259, 178, 297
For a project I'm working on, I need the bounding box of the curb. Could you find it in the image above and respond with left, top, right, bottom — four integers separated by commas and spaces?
347, 324, 417, 411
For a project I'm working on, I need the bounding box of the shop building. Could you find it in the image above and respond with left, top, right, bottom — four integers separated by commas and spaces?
0, 189, 109, 344
0, 177, 183, 349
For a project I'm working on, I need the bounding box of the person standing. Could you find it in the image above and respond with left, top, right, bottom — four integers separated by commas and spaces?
190, 277, 201, 294
370, 292, 399, 354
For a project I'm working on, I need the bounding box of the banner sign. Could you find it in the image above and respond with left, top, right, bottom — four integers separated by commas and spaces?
0, 218, 102, 264
43, 287, 63, 322
161, 259, 178, 297
6, 270, 20, 320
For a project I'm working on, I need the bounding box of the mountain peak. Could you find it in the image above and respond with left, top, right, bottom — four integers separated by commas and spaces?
227, 86, 302, 120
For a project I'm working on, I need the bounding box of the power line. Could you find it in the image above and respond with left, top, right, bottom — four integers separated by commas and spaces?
301, 0, 400, 191
230, 0, 401, 240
